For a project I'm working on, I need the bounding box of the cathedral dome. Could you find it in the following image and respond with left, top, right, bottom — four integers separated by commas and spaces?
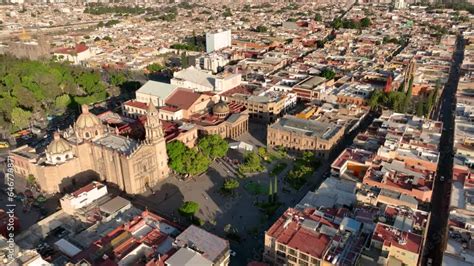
47, 132, 72, 155
76, 104, 101, 129
213, 101, 230, 118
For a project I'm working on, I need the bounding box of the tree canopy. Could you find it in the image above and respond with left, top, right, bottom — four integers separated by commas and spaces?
146, 63, 165, 73
239, 151, 265, 173
167, 140, 210, 175
0, 56, 109, 131
223, 179, 239, 191
320, 68, 336, 80
178, 201, 199, 217
198, 134, 229, 160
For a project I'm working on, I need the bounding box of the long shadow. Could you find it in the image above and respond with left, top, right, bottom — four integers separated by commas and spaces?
132, 182, 185, 224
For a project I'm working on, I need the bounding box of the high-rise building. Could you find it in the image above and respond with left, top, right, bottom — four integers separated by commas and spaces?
206, 30, 232, 53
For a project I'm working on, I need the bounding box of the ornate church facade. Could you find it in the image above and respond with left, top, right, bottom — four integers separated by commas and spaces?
10, 104, 169, 194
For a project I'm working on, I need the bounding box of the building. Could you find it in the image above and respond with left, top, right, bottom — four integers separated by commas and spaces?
188, 101, 249, 140
53, 43, 92, 65
171, 66, 241, 93
222, 86, 297, 122
267, 115, 344, 159
368, 223, 423, 265
173, 225, 230, 266
195, 53, 230, 73
60, 181, 108, 214
123, 81, 178, 118
71, 210, 229, 266
6, 30, 50, 60
264, 208, 367, 266
10, 103, 169, 194
206, 29, 231, 53
292, 76, 327, 101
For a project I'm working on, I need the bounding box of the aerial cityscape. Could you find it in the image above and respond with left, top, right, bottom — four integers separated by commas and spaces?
0, 0, 473, 265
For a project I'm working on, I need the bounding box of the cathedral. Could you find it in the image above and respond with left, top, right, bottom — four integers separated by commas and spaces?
10, 103, 169, 195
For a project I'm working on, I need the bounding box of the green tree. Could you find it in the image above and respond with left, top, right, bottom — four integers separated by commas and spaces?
167, 141, 210, 175
223, 179, 239, 192
320, 68, 336, 80
185, 149, 210, 175
178, 201, 200, 217
167, 141, 188, 174
360, 17, 371, 28
11, 107, 32, 130
223, 8, 232, 17
198, 134, 229, 160
314, 13, 322, 21
416, 100, 425, 117
181, 53, 188, 68
27, 174, 36, 185
255, 25, 268, 32
54, 94, 72, 111
146, 63, 164, 73
239, 152, 265, 173
268, 180, 273, 203
331, 18, 343, 29
109, 72, 127, 87
273, 175, 278, 198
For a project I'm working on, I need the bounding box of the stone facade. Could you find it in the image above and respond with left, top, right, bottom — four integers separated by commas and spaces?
10, 104, 169, 195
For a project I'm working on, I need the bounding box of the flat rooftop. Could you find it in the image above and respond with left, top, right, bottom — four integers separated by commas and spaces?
270, 115, 342, 140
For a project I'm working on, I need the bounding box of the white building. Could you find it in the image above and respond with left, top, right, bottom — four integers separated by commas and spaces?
206, 30, 231, 53
60, 181, 108, 214
122, 81, 178, 118
53, 44, 92, 65
171, 66, 241, 93
195, 53, 230, 73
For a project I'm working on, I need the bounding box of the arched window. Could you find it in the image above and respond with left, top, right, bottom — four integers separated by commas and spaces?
56, 156, 61, 161
95, 130, 99, 136
85, 132, 90, 138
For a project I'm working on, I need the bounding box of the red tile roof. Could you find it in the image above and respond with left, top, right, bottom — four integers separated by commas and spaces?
372, 223, 422, 254
220, 85, 254, 97
55, 43, 89, 55
165, 89, 201, 110
266, 208, 335, 259
71, 182, 102, 197
124, 100, 149, 110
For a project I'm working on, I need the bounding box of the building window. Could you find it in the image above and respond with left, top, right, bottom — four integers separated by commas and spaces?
299, 253, 308, 261
276, 251, 286, 258
288, 255, 297, 262
277, 244, 286, 252
288, 249, 296, 256
85, 132, 90, 138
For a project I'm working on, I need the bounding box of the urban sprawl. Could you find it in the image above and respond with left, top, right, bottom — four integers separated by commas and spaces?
0, 1, 473, 266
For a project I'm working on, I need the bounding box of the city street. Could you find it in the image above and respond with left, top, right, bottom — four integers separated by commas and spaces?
422, 35, 465, 266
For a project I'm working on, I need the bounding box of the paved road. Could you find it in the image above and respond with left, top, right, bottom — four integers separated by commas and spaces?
422, 35, 464, 266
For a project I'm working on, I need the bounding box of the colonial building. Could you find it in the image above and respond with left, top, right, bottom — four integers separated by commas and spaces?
267, 115, 344, 159
10, 104, 169, 195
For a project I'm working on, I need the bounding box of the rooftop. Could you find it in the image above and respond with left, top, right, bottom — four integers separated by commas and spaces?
93, 134, 139, 155
270, 115, 342, 140
175, 225, 229, 263
266, 208, 336, 259
165, 88, 202, 110
136, 80, 177, 99
372, 223, 423, 255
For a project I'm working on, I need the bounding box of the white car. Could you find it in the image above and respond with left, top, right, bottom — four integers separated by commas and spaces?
440, 176, 445, 182
230, 250, 236, 256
